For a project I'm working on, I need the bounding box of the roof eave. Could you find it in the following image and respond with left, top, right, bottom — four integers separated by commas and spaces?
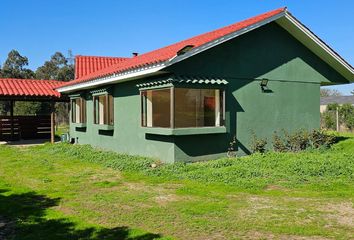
56, 63, 167, 93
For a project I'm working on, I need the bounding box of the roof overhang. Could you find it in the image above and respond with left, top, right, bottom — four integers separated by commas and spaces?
276, 12, 354, 82
56, 63, 167, 93
57, 9, 353, 93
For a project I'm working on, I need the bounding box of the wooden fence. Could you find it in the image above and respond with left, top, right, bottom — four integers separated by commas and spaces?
0, 115, 51, 141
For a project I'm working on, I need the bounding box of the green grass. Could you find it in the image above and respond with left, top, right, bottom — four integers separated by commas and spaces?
0, 133, 353, 239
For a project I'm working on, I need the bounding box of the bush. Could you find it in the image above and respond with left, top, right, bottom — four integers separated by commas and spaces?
321, 111, 336, 130
250, 134, 267, 153
339, 103, 354, 130
272, 131, 287, 152
272, 129, 335, 152
309, 129, 336, 149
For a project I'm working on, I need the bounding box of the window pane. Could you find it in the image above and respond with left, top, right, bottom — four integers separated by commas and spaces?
141, 91, 147, 127
140, 88, 224, 129
81, 98, 86, 123
71, 99, 76, 123
93, 94, 114, 125
98, 95, 106, 125
94, 96, 99, 124
75, 98, 81, 123
109, 95, 114, 125
175, 88, 218, 127
142, 89, 171, 128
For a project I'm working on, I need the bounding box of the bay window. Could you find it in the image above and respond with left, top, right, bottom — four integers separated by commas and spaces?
71, 97, 86, 124
93, 94, 114, 125
141, 87, 224, 128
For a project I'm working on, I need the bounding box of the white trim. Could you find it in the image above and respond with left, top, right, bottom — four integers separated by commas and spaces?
57, 64, 166, 93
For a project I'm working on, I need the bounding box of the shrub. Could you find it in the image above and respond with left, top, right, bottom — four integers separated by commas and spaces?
272, 131, 287, 152
284, 129, 310, 152
339, 103, 354, 130
309, 129, 336, 149
272, 129, 335, 152
227, 135, 237, 158
321, 111, 336, 130
250, 134, 267, 154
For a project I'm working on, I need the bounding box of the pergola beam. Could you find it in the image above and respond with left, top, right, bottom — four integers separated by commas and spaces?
10, 100, 14, 140
51, 101, 55, 144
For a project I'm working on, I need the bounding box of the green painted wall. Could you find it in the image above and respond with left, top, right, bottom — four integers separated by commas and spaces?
70, 22, 344, 163
70, 80, 176, 163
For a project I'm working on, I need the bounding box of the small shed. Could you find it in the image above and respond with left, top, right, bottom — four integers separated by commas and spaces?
0, 78, 67, 142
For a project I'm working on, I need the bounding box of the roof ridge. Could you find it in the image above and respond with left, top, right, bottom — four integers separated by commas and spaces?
0, 78, 62, 82
76, 55, 130, 59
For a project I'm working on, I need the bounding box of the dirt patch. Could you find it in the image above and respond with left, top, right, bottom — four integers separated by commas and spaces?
264, 184, 288, 191
322, 202, 354, 228
154, 194, 181, 206
89, 170, 122, 182
243, 231, 330, 240
53, 205, 76, 215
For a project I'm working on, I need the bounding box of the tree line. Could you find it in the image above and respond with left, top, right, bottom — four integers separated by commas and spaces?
0, 49, 74, 123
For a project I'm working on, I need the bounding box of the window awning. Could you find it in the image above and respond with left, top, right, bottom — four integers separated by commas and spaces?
136, 76, 228, 88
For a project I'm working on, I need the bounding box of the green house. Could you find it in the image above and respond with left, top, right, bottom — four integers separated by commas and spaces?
57, 8, 354, 163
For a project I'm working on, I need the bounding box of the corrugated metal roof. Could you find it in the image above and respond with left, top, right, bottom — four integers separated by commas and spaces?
320, 95, 354, 105
62, 8, 285, 88
0, 78, 62, 98
136, 76, 228, 88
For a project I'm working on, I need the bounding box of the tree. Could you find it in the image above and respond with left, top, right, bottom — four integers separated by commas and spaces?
35, 51, 74, 124
0, 50, 36, 114
35, 51, 74, 81
0, 50, 74, 119
0, 50, 34, 79
320, 88, 342, 97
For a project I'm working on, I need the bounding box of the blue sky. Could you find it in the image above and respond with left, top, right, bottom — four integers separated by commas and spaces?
0, 0, 353, 94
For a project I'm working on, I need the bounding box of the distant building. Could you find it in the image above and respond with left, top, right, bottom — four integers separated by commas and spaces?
320, 95, 354, 113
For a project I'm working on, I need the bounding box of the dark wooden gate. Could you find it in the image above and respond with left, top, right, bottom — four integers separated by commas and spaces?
0, 115, 51, 141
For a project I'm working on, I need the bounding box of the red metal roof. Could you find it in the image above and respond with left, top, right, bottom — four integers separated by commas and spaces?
75, 55, 129, 79
0, 78, 63, 98
61, 7, 285, 88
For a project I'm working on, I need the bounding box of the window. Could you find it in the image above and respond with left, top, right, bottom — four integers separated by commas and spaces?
93, 94, 114, 125
71, 98, 86, 123
141, 88, 224, 128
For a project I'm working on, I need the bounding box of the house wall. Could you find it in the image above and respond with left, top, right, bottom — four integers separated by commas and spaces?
70, 22, 345, 163
70, 80, 176, 163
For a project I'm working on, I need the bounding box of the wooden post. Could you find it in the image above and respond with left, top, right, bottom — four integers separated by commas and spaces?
170, 87, 174, 128
10, 100, 14, 140
51, 101, 55, 143
336, 106, 339, 132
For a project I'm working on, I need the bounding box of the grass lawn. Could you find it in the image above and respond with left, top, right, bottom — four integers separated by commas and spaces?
0, 134, 353, 239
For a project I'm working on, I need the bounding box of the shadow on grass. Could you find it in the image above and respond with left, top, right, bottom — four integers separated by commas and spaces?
332, 135, 350, 144
0, 189, 162, 240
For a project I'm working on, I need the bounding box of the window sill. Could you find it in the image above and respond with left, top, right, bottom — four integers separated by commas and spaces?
72, 123, 87, 128
95, 124, 114, 131
144, 126, 227, 136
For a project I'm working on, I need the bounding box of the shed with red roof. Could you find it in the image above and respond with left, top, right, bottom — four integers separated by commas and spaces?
0, 78, 67, 142
57, 8, 354, 163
